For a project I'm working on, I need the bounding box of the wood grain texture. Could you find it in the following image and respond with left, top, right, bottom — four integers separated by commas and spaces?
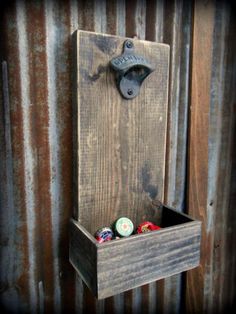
187, 2, 236, 313
74, 30, 170, 233
70, 206, 201, 300
97, 223, 201, 299
70, 220, 98, 297
186, 1, 215, 313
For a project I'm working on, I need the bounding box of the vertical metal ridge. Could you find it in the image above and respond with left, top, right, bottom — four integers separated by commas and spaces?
116, 0, 126, 37
44, 0, 76, 310
1, 4, 32, 313
134, 0, 146, 40
38, 281, 44, 314
26, 0, 59, 313
145, 0, 164, 43
94, 0, 107, 34
44, 0, 62, 312
132, 286, 142, 314
0, 61, 19, 312
77, 0, 95, 32
16, 1, 38, 311
69, 0, 79, 34
126, 0, 146, 40
164, 0, 184, 208
125, 0, 136, 39
155, 0, 164, 43
106, 0, 118, 35
161, 1, 193, 313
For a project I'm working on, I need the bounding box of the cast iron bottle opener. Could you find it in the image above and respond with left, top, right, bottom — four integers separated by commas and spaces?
110, 40, 155, 99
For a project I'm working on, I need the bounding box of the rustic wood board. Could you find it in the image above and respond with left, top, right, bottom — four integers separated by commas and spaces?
73, 30, 170, 233
186, 2, 214, 313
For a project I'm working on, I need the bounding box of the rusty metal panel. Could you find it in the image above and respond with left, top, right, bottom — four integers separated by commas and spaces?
1, 0, 235, 313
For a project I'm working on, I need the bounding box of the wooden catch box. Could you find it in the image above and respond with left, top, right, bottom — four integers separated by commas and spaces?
69, 30, 201, 299
70, 204, 201, 299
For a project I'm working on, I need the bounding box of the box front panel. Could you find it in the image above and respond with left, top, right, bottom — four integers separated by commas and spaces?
97, 222, 201, 299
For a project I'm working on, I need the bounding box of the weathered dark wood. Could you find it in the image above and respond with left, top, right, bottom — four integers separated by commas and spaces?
70, 206, 201, 299
97, 224, 201, 299
69, 220, 98, 297
74, 30, 170, 233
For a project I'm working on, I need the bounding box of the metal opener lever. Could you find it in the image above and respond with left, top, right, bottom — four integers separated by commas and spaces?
110, 40, 155, 99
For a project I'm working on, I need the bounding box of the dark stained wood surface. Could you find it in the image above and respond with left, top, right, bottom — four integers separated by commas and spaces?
97, 222, 201, 299
69, 219, 98, 297
74, 30, 170, 233
70, 205, 201, 300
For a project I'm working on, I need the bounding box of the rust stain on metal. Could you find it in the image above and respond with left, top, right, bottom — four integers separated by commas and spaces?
2, 5, 33, 314
26, 1, 55, 313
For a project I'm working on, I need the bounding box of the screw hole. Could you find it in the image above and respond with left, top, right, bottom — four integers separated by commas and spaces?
126, 40, 133, 49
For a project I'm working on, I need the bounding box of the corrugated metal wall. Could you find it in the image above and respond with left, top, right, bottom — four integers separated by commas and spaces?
0, 0, 235, 313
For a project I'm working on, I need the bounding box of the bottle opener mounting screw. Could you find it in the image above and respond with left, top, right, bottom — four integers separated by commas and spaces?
127, 88, 133, 95
125, 40, 133, 49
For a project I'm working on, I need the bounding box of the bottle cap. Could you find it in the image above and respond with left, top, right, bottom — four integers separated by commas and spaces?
115, 217, 134, 237
95, 227, 113, 243
137, 221, 161, 234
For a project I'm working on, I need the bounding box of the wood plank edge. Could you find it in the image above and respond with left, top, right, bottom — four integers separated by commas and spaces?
75, 29, 170, 49
98, 220, 201, 249
97, 262, 200, 300
70, 218, 98, 245
72, 30, 79, 219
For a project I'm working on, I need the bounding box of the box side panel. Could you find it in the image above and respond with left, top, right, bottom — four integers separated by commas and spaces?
97, 222, 201, 299
69, 220, 98, 296
162, 206, 194, 227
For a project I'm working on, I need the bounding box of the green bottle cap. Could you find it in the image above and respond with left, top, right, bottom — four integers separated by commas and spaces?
115, 217, 134, 237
